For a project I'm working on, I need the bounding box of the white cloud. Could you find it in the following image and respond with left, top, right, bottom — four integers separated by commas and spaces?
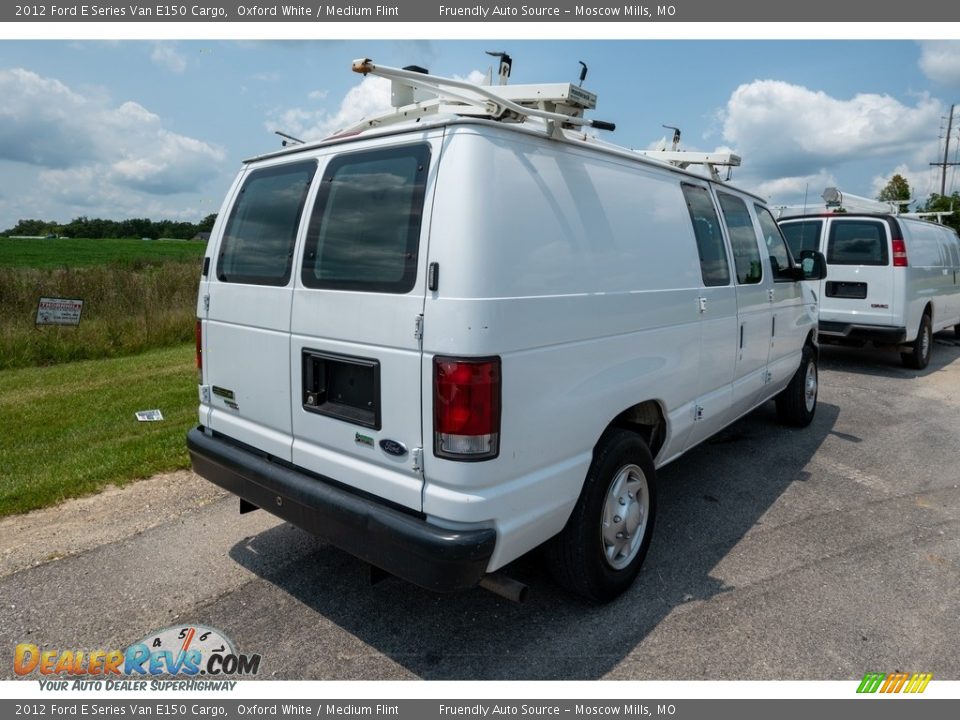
268, 68, 488, 142
151, 43, 187, 73
918, 41, 960, 86
721, 80, 941, 176
268, 76, 393, 142
714, 80, 945, 205
0, 68, 225, 224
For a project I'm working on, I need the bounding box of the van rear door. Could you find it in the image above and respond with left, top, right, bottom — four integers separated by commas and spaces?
202, 159, 317, 461
288, 137, 437, 512
821, 217, 895, 329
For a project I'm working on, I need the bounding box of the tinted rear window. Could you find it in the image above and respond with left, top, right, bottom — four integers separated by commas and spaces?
781, 220, 822, 257
681, 183, 730, 287
718, 192, 762, 284
827, 221, 888, 266
217, 161, 316, 285
301, 144, 430, 293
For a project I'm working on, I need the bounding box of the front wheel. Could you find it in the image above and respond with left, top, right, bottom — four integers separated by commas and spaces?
546, 429, 657, 602
776, 346, 818, 427
901, 314, 932, 370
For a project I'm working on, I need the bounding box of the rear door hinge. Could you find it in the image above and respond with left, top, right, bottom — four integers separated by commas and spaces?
694, 405, 704, 421
414, 314, 424, 343
412, 447, 423, 474
202, 294, 210, 313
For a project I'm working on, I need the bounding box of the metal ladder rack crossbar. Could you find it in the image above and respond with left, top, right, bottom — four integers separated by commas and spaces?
349, 58, 614, 139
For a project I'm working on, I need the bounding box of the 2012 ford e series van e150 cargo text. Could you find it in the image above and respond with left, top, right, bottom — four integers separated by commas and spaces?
187, 59, 828, 601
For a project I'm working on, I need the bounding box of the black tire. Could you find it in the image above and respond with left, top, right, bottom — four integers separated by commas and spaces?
901, 314, 932, 370
776, 345, 818, 427
954, 323, 960, 340
546, 429, 657, 602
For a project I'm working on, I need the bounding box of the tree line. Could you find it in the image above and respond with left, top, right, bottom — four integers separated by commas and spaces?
2, 214, 218, 240
878, 176, 960, 234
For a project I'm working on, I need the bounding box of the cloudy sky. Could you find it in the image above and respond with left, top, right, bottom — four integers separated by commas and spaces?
0, 39, 959, 230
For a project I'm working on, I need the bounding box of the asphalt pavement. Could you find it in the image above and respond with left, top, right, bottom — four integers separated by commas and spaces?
2, 336, 958, 681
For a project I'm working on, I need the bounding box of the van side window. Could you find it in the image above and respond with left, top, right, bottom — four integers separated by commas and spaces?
217, 161, 316, 286
717, 193, 762, 284
302, 144, 430, 294
755, 205, 795, 282
780, 220, 822, 258
680, 184, 730, 286
827, 221, 888, 266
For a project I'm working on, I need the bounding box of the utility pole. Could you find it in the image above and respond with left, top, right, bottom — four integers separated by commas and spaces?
930, 104, 959, 197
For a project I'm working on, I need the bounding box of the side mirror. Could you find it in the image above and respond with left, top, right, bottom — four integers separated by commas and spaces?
799, 250, 827, 281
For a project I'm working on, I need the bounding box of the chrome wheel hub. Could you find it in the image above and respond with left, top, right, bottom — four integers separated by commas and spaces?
601, 464, 649, 570
804, 362, 817, 413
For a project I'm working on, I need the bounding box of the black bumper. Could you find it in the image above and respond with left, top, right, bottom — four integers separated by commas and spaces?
818, 321, 907, 344
187, 427, 496, 593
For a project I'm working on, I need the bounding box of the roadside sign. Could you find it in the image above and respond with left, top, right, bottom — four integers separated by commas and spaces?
35, 297, 84, 326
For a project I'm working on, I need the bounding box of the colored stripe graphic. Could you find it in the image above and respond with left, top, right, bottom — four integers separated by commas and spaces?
857, 673, 886, 693
857, 672, 932, 694
881, 672, 910, 693
904, 673, 933, 694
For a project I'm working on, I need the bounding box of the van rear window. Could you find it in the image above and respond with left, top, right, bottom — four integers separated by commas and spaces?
217, 161, 316, 286
301, 144, 430, 293
781, 221, 822, 258
827, 221, 888, 266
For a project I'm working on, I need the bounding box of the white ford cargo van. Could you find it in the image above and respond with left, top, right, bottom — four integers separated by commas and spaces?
780, 209, 960, 369
188, 59, 827, 601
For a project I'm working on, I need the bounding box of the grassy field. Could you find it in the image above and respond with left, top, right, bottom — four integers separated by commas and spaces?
0, 237, 204, 269
1, 257, 200, 369
0, 344, 196, 517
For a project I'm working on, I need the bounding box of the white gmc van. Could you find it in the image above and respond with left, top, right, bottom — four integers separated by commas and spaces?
188, 59, 827, 601
779, 212, 960, 368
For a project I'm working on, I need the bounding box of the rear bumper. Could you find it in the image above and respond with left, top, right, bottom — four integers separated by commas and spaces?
187, 427, 496, 593
818, 321, 906, 344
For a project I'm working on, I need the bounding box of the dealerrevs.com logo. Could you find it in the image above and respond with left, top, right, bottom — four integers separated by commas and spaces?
14, 625, 260, 691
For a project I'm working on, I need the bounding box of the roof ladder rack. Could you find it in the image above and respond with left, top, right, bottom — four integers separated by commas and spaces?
346, 58, 617, 140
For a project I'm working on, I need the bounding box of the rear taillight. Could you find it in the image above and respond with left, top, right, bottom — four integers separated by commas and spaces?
433, 356, 501, 460
195, 319, 203, 377
892, 237, 908, 267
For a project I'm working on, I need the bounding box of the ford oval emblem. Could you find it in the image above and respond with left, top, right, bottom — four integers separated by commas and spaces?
379, 439, 407, 457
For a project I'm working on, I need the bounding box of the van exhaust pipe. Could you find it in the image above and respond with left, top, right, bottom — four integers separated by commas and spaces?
478, 572, 529, 603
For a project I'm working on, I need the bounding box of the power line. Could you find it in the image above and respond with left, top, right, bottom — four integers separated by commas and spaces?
930, 104, 959, 197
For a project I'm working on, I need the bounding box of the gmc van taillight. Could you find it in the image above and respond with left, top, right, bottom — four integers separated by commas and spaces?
892, 237, 909, 267
433, 356, 501, 460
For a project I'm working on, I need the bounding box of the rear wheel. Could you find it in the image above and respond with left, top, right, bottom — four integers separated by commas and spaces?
546, 429, 657, 602
901, 313, 932, 369
776, 346, 818, 427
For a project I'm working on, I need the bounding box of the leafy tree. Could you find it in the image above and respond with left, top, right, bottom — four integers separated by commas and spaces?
917, 192, 960, 234
197, 213, 217, 233
878, 174, 911, 212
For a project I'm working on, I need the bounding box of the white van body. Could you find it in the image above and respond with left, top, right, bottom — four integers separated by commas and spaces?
779, 213, 960, 368
188, 63, 825, 601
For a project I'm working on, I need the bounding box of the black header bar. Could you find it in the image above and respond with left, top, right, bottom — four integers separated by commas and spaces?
5, 1, 960, 23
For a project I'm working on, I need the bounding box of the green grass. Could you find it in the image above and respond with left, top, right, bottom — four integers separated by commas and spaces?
0, 237, 205, 269
0, 344, 196, 517
0, 260, 199, 369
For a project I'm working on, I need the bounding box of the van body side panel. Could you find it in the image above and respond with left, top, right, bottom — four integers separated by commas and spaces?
419, 127, 704, 569
903, 221, 958, 334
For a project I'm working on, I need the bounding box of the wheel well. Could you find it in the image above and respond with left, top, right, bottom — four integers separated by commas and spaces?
608, 400, 666, 460
806, 329, 819, 359
924, 302, 933, 320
